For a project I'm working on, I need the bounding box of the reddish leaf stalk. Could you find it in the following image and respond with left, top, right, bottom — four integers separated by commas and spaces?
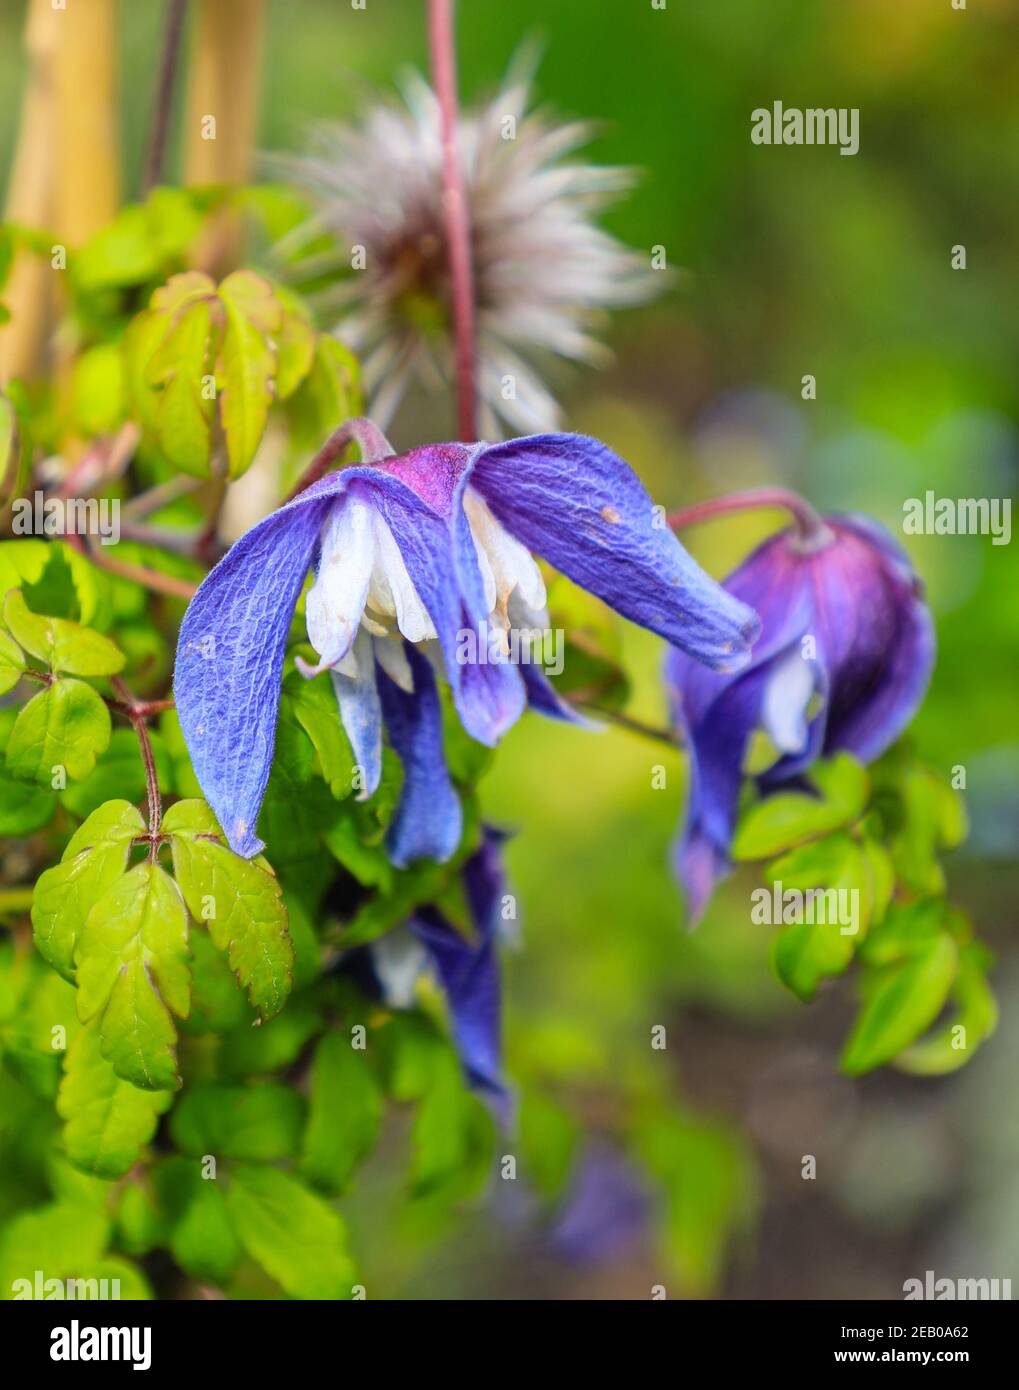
112, 676, 163, 860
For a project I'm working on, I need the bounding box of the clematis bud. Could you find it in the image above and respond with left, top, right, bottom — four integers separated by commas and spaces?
667, 507, 935, 923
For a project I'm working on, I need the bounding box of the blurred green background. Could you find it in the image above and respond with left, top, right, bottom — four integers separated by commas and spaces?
3, 0, 1016, 1298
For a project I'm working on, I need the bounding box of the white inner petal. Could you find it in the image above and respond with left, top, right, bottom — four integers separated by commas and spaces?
464, 487, 546, 619
370, 927, 428, 1010
305, 497, 376, 670
366, 511, 437, 643
374, 635, 415, 693
761, 648, 816, 755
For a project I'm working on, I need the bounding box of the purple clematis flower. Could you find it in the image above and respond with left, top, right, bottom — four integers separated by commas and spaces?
352, 826, 511, 1119
667, 510, 935, 922
174, 421, 759, 861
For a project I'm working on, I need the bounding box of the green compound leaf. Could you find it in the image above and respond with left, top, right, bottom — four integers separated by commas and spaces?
58, 1020, 172, 1179
154, 1157, 242, 1286
732, 753, 869, 862
162, 798, 294, 1020
225, 1163, 356, 1300
218, 272, 279, 479
32, 799, 145, 980
2, 589, 124, 675
75, 861, 190, 1091
895, 942, 998, 1076
0, 627, 25, 694
170, 1082, 305, 1161
0, 762, 55, 835
6, 678, 112, 785
301, 1032, 382, 1194
765, 832, 872, 1002
284, 669, 356, 799
841, 903, 960, 1076
150, 299, 216, 476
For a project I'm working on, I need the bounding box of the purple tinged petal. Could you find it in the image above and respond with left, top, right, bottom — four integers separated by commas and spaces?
668, 651, 774, 923
330, 628, 383, 799
174, 492, 333, 856
176, 460, 519, 855
409, 826, 509, 1120
465, 433, 761, 670
377, 642, 462, 867
516, 660, 600, 727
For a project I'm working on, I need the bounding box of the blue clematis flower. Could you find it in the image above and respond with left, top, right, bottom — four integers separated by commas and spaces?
667, 513, 935, 922
351, 826, 511, 1120
174, 423, 759, 861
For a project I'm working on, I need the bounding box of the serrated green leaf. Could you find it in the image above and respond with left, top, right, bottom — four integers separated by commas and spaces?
2, 589, 124, 675
765, 833, 870, 1000
0, 628, 25, 694
226, 1164, 355, 1299
635, 1109, 758, 1296
0, 762, 55, 834
32, 799, 145, 979
301, 1033, 382, 1194
75, 861, 190, 1091
0, 1201, 109, 1299
57, 1021, 172, 1179
171, 1082, 304, 1161
895, 943, 998, 1076
154, 1156, 241, 1285
285, 670, 356, 799
733, 755, 867, 862
162, 799, 293, 1019
217, 994, 322, 1078
841, 932, 959, 1076
274, 304, 316, 400
218, 281, 275, 478
150, 299, 216, 476
6, 678, 111, 784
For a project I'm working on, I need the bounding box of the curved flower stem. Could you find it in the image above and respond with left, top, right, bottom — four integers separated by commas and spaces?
142, 0, 189, 194
112, 676, 163, 860
284, 416, 395, 503
666, 488, 830, 544
428, 0, 477, 442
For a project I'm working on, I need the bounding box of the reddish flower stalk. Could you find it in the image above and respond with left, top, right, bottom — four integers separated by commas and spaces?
428, 0, 477, 442
667, 488, 831, 546
283, 416, 394, 504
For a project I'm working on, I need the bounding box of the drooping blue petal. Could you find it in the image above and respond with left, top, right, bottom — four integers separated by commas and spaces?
377, 443, 527, 746
174, 493, 333, 856
669, 652, 774, 923
175, 462, 512, 856
517, 660, 599, 727
377, 642, 462, 867
329, 627, 383, 799
463, 433, 761, 671
409, 827, 509, 1120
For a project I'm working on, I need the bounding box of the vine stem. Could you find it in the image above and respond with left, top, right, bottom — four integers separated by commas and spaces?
283, 417, 394, 503
428, 0, 477, 442
111, 676, 163, 859
666, 488, 831, 544
141, 0, 189, 194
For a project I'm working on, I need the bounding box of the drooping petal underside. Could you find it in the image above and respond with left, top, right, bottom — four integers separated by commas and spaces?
409, 827, 509, 1119
330, 627, 383, 799
464, 433, 761, 671
377, 641, 462, 867
175, 462, 520, 856
175, 493, 333, 857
